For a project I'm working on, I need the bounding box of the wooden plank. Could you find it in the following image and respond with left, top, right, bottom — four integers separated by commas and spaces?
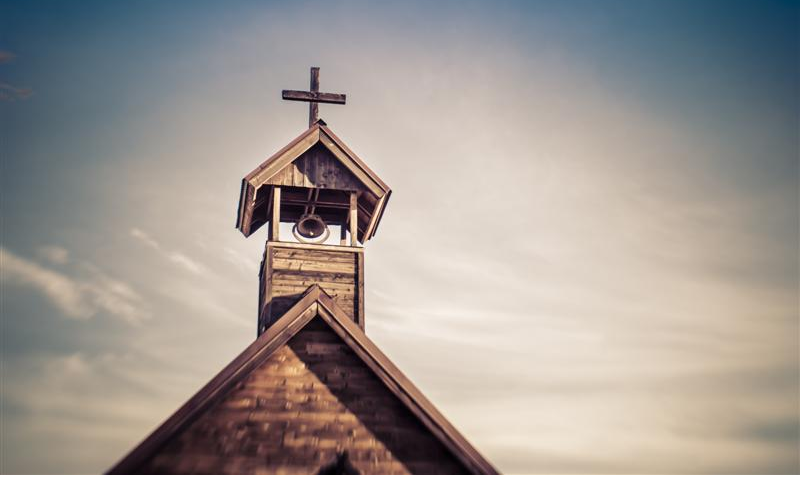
270, 186, 281, 242
308, 67, 319, 126
319, 125, 389, 191
357, 251, 365, 329
315, 295, 498, 474
271, 270, 356, 283
268, 146, 364, 191
363, 191, 384, 240
109, 285, 497, 475
249, 128, 321, 186
262, 247, 274, 334
271, 260, 356, 274
318, 131, 383, 196
271, 249, 356, 264
281, 90, 347, 105
107, 292, 321, 474
270, 280, 356, 293
350, 192, 358, 247
267, 241, 362, 254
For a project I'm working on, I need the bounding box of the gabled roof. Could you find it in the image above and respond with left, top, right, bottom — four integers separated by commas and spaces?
236, 121, 391, 243
108, 285, 498, 475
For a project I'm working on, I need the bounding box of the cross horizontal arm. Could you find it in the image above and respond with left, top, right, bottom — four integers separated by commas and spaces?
282, 90, 346, 104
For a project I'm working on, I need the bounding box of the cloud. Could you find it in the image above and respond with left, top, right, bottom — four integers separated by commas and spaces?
222, 246, 259, 273
130, 227, 206, 275
130, 227, 160, 249
0, 82, 33, 101
0, 50, 16, 63
36, 245, 69, 265
1, 350, 184, 473
0, 246, 150, 325
2, 1, 797, 474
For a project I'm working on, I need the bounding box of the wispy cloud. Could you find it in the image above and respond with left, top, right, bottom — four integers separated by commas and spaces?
130, 227, 206, 275
1, 350, 187, 473
222, 246, 259, 273
0, 246, 150, 325
36, 245, 69, 265
1, 0, 796, 475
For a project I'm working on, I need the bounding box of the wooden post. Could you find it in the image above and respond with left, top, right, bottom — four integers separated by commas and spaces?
340, 223, 347, 246
309, 67, 319, 127
270, 186, 281, 241
349, 192, 358, 246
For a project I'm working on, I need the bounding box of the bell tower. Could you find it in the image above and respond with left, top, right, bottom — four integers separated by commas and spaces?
236, 67, 391, 335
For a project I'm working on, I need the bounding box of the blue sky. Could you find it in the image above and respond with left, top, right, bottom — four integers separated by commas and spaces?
1, 0, 798, 473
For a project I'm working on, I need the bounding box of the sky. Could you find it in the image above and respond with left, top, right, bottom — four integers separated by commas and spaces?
0, 0, 797, 474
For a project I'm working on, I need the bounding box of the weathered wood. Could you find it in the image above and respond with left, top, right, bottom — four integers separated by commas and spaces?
318, 130, 383, 196
259, 241, 364, 331
269, 241, 362, 254
282, 67, 346, 128
357, 251, 365, 328
249, 128, 321, 187
308, 67, 319, 126
349, 192, 358, 247
281, 90, 346, 105
108, 286, 498, 475
270, 186, 281, 241
265, 144, 365, 191
237, 123, 390, 243
125, 324, 466, 474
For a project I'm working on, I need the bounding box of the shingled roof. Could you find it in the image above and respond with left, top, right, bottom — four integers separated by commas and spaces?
108, 285, 497, 474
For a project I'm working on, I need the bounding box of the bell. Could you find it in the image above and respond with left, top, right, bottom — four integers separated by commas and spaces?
295, 214, 328, 240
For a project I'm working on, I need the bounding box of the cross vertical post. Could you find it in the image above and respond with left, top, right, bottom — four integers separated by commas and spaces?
282, 67, 346, 127
309, 67, 319, 127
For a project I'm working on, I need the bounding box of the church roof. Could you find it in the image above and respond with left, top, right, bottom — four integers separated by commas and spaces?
236, 121, 391, 243
108, 285, 497, 475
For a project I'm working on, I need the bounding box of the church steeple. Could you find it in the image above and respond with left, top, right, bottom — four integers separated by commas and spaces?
235, 68, 391, 335
109, 68, 496, 475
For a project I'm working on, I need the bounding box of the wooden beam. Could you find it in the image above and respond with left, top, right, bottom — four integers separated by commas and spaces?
357, 251, 364, 329
249, 128, 320, 186
349, 192, 358, 246
309, 67, 319, 126
340, 223, 347, 246
270, 186, 281, 241
281, 90, 346, 105
281, 68, 347, 128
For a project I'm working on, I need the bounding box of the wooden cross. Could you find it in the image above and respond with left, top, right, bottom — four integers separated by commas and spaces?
282, 67, 346, 127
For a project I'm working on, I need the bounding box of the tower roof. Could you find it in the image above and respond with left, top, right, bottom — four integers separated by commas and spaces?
236, 121, 391, 243
108, 285, 497, 475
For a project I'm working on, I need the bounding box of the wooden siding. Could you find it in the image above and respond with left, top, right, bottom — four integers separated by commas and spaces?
265, 143, 363, 191
260, 242, 363, 334
134, 320, 468, 475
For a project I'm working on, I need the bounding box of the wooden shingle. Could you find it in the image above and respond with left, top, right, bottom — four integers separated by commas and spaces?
108, 286, 497, 475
